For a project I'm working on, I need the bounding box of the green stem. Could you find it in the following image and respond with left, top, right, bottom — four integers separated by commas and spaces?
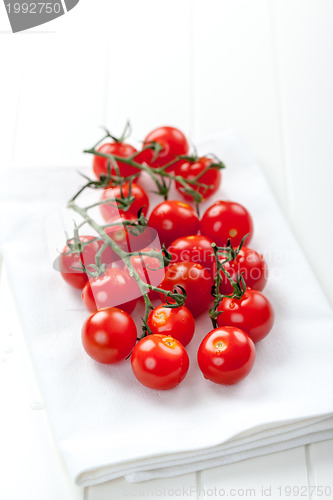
68, 200, 185, 337
83, 147, 216, 204
209, 243, 246, 328
85, 195, 135, 211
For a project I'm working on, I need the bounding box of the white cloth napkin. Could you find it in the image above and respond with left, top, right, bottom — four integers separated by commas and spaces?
0, 131, 332, 487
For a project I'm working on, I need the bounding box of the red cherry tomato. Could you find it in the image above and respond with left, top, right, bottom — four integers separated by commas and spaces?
139, 126, 189, 169
59, 236, 100, 289
148, 200, 200, 247
93, 142, 140, 180
100, 182, 149, 221
131, 334, 189, 390
217, 288, 274, 343
197, 326, 256, 385
82, 267, 139, 314
102, 214, 151, 264
159, 261, 213, 317
200, 200, 254, 247
81, 307, 137, 364
175, 157, 221, 200
147, 304, 195, 347
102, 213, 138, 265
213, 246, 268, 294
168, 235, 215, 274
130, 247, 166, 292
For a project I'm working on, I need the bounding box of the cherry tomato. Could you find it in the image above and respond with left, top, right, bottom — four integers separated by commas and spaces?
148, 200, 200, 247
81, 307, 137, 364
175, 157, 221, 200
217, 288, 274, 343
130, 247, 166, 292
100, 182, 149, 221
102, 213, 138, 264
200, 200, 254, 247
131, 334, 189, 390
213, 246, 268, 294
197, 326, 256, 385
147, 304, 195, 347
159, 261, 213, 317
82, 267, 139, 314
168, 235, 215, 274
139, 126, 189, 169
59, 236, 100, 289
93, 142, 140, 180
102, 214, 150, 264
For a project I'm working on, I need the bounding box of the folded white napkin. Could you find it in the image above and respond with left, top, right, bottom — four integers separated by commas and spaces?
0, 132, 332, 487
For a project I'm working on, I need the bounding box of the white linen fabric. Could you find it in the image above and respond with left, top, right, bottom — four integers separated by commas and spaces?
0, 132, 332, 486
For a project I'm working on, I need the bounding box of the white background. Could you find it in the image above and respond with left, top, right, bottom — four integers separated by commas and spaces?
0, 1, 332, 499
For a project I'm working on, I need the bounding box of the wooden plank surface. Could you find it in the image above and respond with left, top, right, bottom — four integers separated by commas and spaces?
271, 0, 333, 306
105, 0, 192, 141
308, 440, 333, 500
11, 32, 107, 169
201, 447, 309, 500
191, 0, 287, 212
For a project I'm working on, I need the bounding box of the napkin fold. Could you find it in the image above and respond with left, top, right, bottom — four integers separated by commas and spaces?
0, 131, 332, 486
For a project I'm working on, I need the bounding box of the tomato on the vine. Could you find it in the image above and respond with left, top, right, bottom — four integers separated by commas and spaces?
197, 326, 256, 385
159, 261, 213, 317
217, 288, 274, 343
81, 267, 139, 314
147, 304, 195, 347
139, 126, 189, 170
102, 213, 137, 264
130, 247, 166, 293
100, 182, 149, 221
59, 236, 100, 289
148, 200, 200, 247
103, 213, 153, 263
175, 157, 221, 200
200, 200, 253, 247
81, 307, 137, 364
214, 246, 268, 294
131, 334, 189, 390
168, 235, 215, 274
93, 142, 140, 180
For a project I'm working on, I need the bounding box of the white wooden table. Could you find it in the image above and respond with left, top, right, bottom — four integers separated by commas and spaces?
0, 1, 332, 498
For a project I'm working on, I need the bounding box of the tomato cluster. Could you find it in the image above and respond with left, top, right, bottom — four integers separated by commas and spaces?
59, 124, 274, 390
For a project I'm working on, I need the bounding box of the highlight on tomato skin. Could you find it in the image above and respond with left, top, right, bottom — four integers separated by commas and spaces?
197, 326, 256, 385
131, 334, 190, 390
158, 261, 214, 317
81, 307, 137, 364
200, 200, 254, 248
168, 235, 215, 274
148, 200, 200, 248
100, 182, 149, 221
147, 304, 195, 347
175, 157, 221, 201
58, 235, 100, 290
58, 235, 116, 290
212, 246, 268, 295
217, 289, 274, 343
93, 142, 141, 181
129, 248, 166, 295
81, 267, 139, 314
140, 126, 189, 170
